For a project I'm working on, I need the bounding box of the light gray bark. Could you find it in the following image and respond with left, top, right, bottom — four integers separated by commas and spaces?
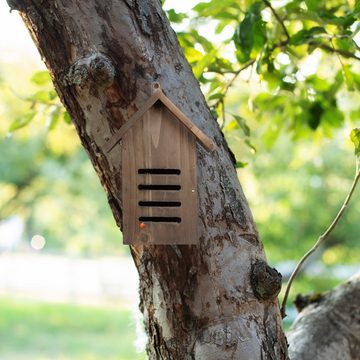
288, 274, 360, 360
9, 0, 289, 358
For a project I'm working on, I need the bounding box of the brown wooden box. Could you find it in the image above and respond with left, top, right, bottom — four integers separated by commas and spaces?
105, 88, 216, 245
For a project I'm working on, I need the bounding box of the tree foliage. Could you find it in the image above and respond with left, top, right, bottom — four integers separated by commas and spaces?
165, 0, 360, 151
1, 0, 359, 264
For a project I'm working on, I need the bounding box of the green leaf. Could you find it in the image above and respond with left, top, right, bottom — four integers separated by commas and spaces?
166, 9, 187, 23
192, 49, 217, 79
233, 1, 266, 63
48, 107, 61, 131
350, 109, 360, 122
355, 0, 360, 15
193, 0, 240, 19
63, 111, 72, 124
341, 15, 356, 28
304, 0, 318, 11
321, 107, 344, 128
207, 57, 235, 73
28, 90, 53, 104
233, 114, 251, 136
31, 71, 51, 85
335, 38, 356, 53
208, 93, 224, 101
308, 101, 324, 130
262, 71, 281, 91
9, 112, 36, 132
49, 90, 57, 100
306, 75, 331, 92
352, 72, 360, 91
210, 108, 219, 120
244, 138, 256, 153
280, 79, 296, 92
341, 64, 355, 91
262, 112, 283, 148
350, 128, 360, 156
223, 119, 239, 131
289, 27, 327, 46
183, 47, 204, 64
235, 161, 248, 168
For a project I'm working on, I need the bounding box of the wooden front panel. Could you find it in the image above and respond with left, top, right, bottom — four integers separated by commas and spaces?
122, 103, 198, 245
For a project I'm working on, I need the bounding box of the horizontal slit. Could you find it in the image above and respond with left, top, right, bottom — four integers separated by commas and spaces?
138, 169, 181, 175
138, 185, 181, 191
139, 201, 181, 207
139, 217, 181, 223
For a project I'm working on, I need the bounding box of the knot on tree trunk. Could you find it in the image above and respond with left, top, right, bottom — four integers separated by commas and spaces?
64, 53, 115, 87
250, 261, 282, 301
294, 293, 323, 313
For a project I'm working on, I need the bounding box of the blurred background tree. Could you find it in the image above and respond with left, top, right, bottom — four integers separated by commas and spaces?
0, 66, 124, 255
2, 0, 359, 264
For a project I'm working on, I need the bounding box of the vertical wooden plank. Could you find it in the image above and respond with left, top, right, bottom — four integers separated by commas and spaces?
122, 103, 198, 245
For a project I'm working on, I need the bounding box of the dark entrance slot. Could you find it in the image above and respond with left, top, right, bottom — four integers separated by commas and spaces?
138, 185, 181, 191
139, 217, 182, 223
138, 169, 181, 175
139, 201, 181, 207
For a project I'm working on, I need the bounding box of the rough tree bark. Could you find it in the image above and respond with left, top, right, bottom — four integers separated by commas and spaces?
288, 274, 360, 360
7, 1, 360, 359
9, 1, 287, 358
10, 1, 359, 359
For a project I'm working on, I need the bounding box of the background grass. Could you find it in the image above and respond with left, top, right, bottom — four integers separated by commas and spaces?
0, 298, 146, 360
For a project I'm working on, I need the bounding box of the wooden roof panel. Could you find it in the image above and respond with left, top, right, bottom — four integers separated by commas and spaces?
104, 89, 216, 153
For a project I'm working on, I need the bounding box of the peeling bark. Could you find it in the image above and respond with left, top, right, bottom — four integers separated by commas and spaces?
10, 0, 288, 358
288, 274, 360, 360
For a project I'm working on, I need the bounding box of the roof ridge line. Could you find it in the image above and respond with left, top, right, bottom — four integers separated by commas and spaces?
104, 89, 216, 153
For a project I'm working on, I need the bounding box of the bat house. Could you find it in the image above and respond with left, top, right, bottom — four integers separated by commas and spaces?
105, 87, 216, 245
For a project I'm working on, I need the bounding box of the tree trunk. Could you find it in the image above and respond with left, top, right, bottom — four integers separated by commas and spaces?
10, 0, 288, 358
287, 274, 360, 360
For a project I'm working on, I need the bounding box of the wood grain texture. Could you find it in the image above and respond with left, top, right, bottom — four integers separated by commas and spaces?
104, 89, 217, 153
122, 104, 197, 245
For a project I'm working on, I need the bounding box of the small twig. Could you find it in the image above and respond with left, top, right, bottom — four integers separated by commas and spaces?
308, 41, 360, 61
262, 0, 290, 40
267, 38, 360, 62
214, 59, 255, 109
280, 159, 360, 318
331, 38, 346, 71
206, 70, 240, 75
220, 99, 226, 130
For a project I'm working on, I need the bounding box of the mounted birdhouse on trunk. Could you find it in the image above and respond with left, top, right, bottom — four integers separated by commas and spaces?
105, 85, 216, 245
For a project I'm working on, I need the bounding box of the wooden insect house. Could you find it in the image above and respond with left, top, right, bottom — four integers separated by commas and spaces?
105, 87, 216, 245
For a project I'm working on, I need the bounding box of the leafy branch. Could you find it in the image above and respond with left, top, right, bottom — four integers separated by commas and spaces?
280, 131, 360, 318
213, 59, 255, 109
262, 0, 289, 40
308, 41, 360, 61
7, 70, 70, 132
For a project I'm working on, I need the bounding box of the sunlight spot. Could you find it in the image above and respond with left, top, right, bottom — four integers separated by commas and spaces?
296, 53, 320, 80
277, 53, 291, 65
31, 235, 46, 250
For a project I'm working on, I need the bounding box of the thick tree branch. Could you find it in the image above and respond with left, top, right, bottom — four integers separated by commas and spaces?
287, 274, 360, 360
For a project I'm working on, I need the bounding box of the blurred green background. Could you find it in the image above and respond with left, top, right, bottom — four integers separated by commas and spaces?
1, 0, 360, 358
0, 298, 145, 360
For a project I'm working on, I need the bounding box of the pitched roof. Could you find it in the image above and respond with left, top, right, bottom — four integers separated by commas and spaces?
104, 89, 217, 153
